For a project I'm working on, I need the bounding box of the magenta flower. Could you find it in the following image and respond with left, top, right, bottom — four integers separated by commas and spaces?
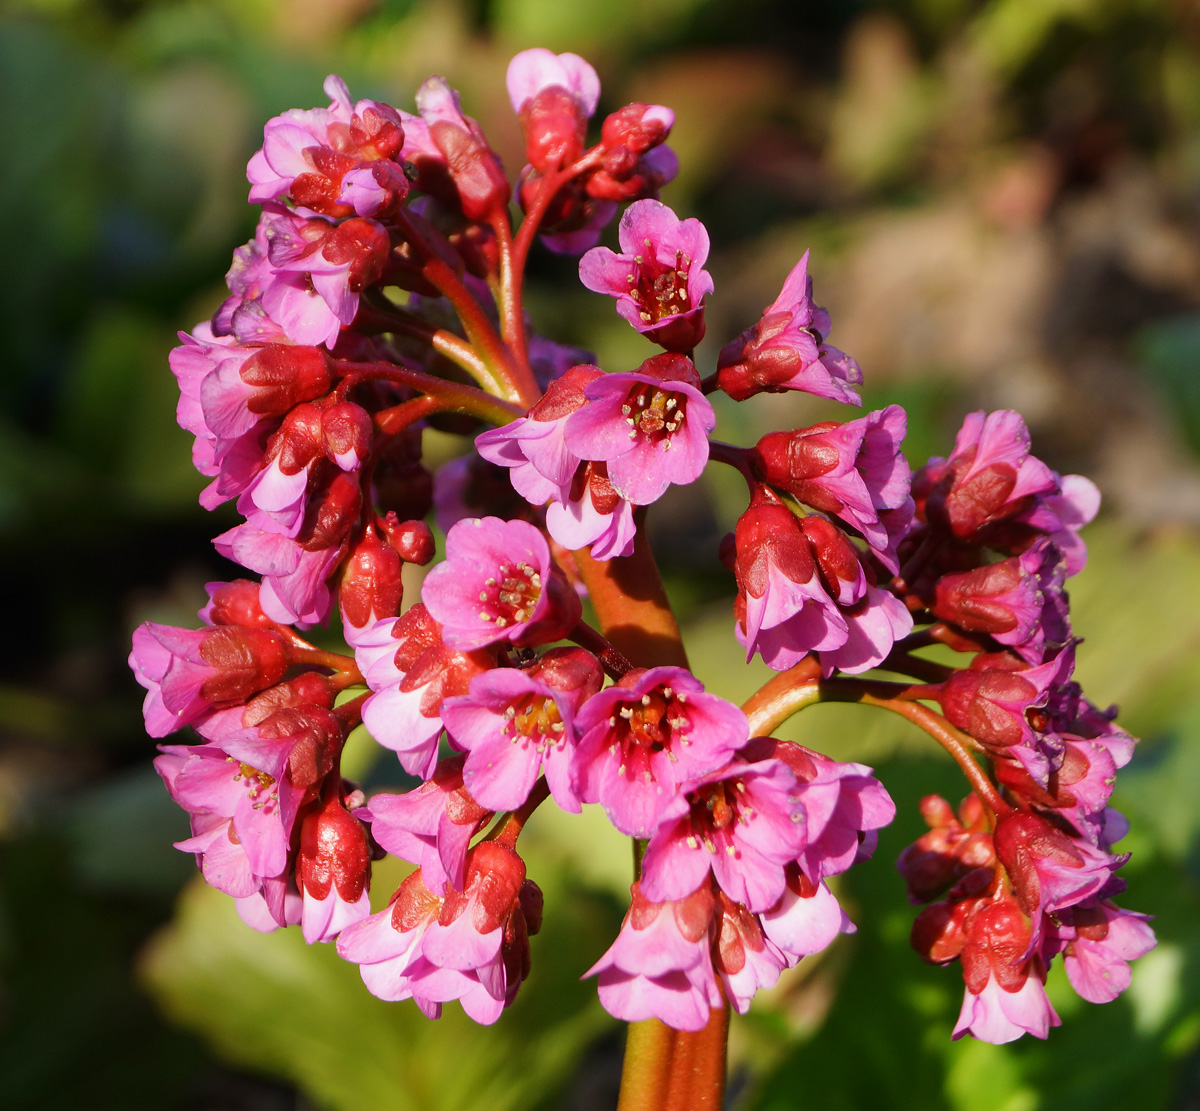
261, 209, 391, 349
585, 882, 721, 1032
295, 793, 373, 944
1057, 902, 1155, 1004
507, 48, 600, 117
129, 622, 288, 737
543, 462, 638, 560
759, 868, 855, 962
412, 76, 510, 222
579, 201, 713, 352
336, 869, 444, 1015
563, 354, 715, 505
213, 218, 289, 344
639, 756, 806, 912
954, 898, 1060, 1044
954, 970, 1061, 1044
507, 49, 599, 174
713, 895, 788, 1014
994, 810, 1128, 921
354, 605, 495, 780
572, 666, 748, 838
155, 706, 342, 905
341, 842, 538, 1024
756, 740, 896, 881
754, 406, 912, 567
422, 517, 581, 650
475, 365, 601, 505
248, 74, 406, 218
731, 490, 850, 671
918, 411, 1103, 565
716, 251, 862, 405
364, 756, 493, 894
442, 648, 603, 813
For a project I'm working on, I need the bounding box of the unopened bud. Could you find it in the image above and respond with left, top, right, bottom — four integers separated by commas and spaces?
341, 530, 404, 630
382, 514, 436, 565
197, 626, 289, 703
600, 103, 674, 154
322, 401, 372, 470
201, 579, 274, 628
239, 345, 332, 417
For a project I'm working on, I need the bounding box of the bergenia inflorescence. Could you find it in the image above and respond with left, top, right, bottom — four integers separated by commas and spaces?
130, 48, 1152, 1048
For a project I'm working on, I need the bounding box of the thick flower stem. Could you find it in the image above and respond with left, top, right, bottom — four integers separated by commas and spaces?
572, 523, 689, 670
742, 666, 1011, 816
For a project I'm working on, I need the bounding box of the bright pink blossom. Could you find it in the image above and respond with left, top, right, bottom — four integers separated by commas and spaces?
354, 605, 495, 780
579, 201, 713, 351
422, 517, 581, 650
364, 756, 493, 894
585, 883, 721, 1032
563, 354, 715, 505
1058, 902, 1155, 1004
442, 648, 603, 813
639, 756, 806, 912
753, 406, 911, 568
572, 667, 748, 838
130, 622, 288, 737
716, 251, 862, 405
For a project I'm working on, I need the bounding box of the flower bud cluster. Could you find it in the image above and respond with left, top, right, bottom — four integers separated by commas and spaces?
128, 47, 1151, 1046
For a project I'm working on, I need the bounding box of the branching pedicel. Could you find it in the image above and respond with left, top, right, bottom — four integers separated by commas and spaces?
129, 48, 1154, 1104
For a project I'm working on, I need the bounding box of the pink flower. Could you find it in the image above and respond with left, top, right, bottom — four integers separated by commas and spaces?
756, 740, 896, 881
247, 75, 407, 218
341, 843, 539, 1025
544, 462, 638, 559
954, 898, 1061, 1044
442, 648, 603, 813
412, 76, 509, 222
916, 411, 1100, 564
579, 201, 713, 351
364, 756, 493, 894
759, 868, 855, 962
1058, 902, 1155, 1004
563, 353, 715, 506
507, 49, 599, 174
155, 706, 342, 905
639, 756, 806, 912
936, 647, 1072, 784
731, 489, 849, 670
476, 365, 601, 505
713, 894, 788, 1014
354, 605, 495, 780
295, 790, 373, 943
422, 517, 581, 650
716, 251, 862, 405
994, 810, 1128, 921
506, 48, 600, 117
129, 622, 289, 737
572, 667, 748, 838
261, 207, 391, 348
753, 406, 912, 568
585, 882, 721, 1032
954, 971, 1061, 1044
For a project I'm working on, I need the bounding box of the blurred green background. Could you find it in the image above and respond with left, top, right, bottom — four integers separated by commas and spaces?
4, 0, 1200, 1107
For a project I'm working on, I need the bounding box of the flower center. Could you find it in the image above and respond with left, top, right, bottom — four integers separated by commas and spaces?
477, 561, 543, 628
503, 694, 566, 749
230, 759, 279, 812
621, 386, 687, 446
612, 685, 691, 753
629, 244, 692, 323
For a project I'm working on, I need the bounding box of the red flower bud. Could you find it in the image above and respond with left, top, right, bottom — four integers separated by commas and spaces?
238, 345, 332, 417
196, 626, 289, 703
297, 793, 372, 905
341, 530, 404, 629
382, 514, 436, 565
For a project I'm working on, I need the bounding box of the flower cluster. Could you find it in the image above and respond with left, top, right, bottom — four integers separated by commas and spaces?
130, 47, 1151, 1050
